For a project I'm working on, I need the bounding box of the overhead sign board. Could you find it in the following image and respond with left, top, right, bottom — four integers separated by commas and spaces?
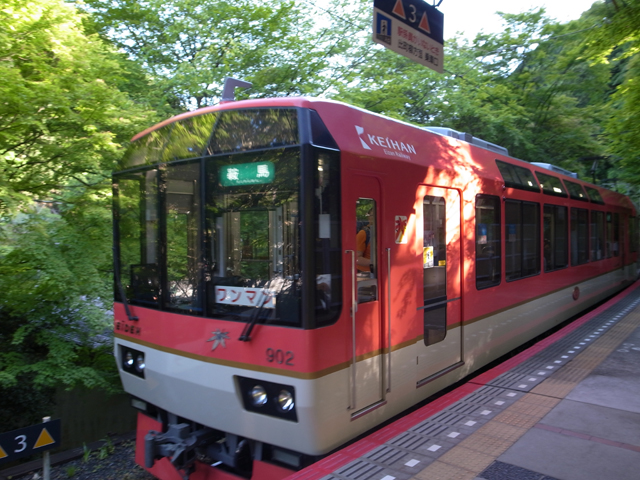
0, 419, 61, 465
373, 0, 444, 73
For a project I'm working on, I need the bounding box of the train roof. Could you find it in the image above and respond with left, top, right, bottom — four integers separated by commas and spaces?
130, 97, 635, 213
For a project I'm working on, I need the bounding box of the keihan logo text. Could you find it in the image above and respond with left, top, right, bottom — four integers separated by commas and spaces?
355, 125, 416, 159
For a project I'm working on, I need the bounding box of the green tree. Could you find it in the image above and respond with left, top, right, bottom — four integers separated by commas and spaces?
82, 0, 376, 108
467, 9, 610, 174
0, 0, 157, 211
580, 0, 640, 188
0, 0, 157, 418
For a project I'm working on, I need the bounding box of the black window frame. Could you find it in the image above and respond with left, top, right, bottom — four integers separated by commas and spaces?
475, 194, 502, 290
564, 180, 589, 202
585, 186, 605, 205
590, 210, 606, 261
496, 160, 540, 193
535, 172, 568, 198
570, 207, 590, 266
505, 200, 541, 281
113, 107, 343, 330
422, 195, 448, 347
543, 204, 569, 272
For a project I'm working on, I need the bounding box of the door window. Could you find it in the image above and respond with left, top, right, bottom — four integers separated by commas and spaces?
423, 195, 447, 346
356, 199, 377, 303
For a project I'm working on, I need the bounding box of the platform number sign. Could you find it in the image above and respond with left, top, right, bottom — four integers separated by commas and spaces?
0, 419, 61, 465
373, 0, 444, 73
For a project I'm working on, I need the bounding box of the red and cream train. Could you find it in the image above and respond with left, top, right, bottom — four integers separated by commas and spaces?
112, 92, 637, 480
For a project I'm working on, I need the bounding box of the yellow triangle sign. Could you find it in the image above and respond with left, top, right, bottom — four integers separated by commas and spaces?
0, 444, 7, 459
34, 428, 55, 449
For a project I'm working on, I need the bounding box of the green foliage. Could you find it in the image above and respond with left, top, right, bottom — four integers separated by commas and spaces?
0, 0, 150, 407
97, 436, 115, 459
0, 0, 157, 211
579, 0, 640, 190
82, 443, 91, 462
82, 0, 375, 109
75, 0, 640, 194
0, 374, 55, 431
0, 203, 120, 393
340, 8, 606, 174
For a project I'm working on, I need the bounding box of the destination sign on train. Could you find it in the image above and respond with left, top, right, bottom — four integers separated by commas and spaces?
219, 162, 275, 187
373, 0, 444, 73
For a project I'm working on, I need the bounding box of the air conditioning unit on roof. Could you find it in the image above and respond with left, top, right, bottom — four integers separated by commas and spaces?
424, 127, 509, 156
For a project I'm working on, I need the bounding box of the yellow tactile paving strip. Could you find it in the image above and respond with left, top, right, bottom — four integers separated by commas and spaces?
409, 305, 640, 480
532, 308, 640, 398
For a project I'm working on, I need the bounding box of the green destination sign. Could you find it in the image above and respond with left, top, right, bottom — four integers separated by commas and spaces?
219, 162, 275, 187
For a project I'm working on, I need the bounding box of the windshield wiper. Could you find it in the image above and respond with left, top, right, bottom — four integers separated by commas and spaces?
113, 247, 138, 322
238, 277, 289, 342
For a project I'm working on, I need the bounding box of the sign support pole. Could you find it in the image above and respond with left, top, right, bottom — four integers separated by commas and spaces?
42, 417, 50, 480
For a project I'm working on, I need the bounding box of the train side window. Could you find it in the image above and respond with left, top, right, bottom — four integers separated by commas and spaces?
114, 169, 161, 309
590, 211, 605, 261
630, 217, 638, 253
495, 160, 539, 192
543, 205, 568, 272
571, 208, 589, 266
536, 172, 567, 197
505, 200, 540, 281
585, 186, 605, 205
423, 195, 446, 346
564, 180, 589, 202
475, 195, 501, 289
356, 199, 377, 304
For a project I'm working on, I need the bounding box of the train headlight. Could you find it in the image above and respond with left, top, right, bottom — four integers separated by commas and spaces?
124, 351, 134, 369
120, 346, 145, 379
277, 390, 294, 412
236, 376, 297, 422
135, 354, 146, 373
250, 385, 268, 406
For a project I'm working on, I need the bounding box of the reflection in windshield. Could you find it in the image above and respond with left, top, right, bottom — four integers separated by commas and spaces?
115, 170, 160, 308
120, 109, 298, 169
205, 149, 300, 324
114, 107, 342, 329
165, 162, 201, 311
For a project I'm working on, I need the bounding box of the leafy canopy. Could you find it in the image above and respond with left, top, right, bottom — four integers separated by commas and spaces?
0, 0, 155, 212
0, 0, 155, 400
82, 0, 376, 109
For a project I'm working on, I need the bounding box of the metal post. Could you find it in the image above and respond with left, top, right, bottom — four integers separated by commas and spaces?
42, 416, 50, 480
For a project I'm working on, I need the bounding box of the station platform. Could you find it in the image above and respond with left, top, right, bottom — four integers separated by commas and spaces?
289, 282, 640, 480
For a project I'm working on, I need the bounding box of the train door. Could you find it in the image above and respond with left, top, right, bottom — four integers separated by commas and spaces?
345, 175, 385, 414
416, 186, 463, 386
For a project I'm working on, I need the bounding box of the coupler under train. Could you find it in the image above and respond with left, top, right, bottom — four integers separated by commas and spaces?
145, 422, 253, 479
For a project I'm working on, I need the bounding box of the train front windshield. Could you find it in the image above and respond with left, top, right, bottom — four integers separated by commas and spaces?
113, 108, 342, 328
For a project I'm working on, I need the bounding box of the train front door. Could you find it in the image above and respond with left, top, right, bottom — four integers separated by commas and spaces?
346, 175, 385, 414
416, 186, 463, 386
